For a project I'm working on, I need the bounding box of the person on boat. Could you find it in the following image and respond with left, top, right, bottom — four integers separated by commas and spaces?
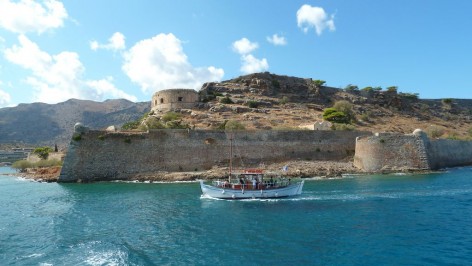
270, 177, 274, 187
252, 177, 257, 190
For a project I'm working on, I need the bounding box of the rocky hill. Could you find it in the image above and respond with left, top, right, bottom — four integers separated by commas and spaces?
174, 72, 472, 139
0, 99, 149, 148
1, 72, 471, 149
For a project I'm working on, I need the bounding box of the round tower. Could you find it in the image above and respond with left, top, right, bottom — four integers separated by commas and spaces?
151, 89, 199, 112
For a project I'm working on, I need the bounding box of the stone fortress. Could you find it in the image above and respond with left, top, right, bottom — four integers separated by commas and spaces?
59, 86, 472, 182
151, 89, 199, 112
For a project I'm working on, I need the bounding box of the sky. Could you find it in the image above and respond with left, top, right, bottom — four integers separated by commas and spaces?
0, 0, 471, 107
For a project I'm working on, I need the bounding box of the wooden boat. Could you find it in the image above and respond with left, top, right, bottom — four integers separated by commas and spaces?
199, 169, 304, 199
199, 135, 304, 199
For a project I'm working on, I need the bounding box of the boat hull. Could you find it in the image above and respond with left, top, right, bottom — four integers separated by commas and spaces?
200, 180, 304, 199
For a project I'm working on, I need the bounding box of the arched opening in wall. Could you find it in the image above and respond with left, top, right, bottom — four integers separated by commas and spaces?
160, 98, 164, 104
178, 97, 183, 102
204, 138, 216, 144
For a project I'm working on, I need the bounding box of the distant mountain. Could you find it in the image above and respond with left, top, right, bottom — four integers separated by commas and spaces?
0, 99, 149, 148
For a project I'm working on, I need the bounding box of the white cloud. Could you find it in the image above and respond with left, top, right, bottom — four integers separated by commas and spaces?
296, 4, 335, 36
4, 35, 136, 103
90, 32, 126, 52
232, 37, 269, 74
122, 33, 224, 93
0, 0, 68, 34
240, 54, 269, 74
267, 34, 287, 46
0, 86, 11, 107
232, 38, 259, 55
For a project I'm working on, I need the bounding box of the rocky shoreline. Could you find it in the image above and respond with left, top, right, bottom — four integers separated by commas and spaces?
12, 160, 433, 183
14, 160, 365, 183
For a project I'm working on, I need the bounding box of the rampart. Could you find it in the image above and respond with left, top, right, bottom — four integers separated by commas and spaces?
354, 130, 472, 172
59, 129, 371, 182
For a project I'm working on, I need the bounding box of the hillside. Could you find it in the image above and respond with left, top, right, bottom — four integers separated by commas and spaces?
174, 72, 472, 139
1, 72, 471, 148
0, 99, 149, 148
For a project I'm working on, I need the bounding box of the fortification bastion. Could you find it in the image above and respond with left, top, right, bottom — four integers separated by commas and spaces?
151, 89, 199, 112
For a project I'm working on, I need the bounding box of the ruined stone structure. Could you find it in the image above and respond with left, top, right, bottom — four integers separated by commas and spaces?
354, 129, 472, 172
59, 129, 371, 182
151, 89, 199, 112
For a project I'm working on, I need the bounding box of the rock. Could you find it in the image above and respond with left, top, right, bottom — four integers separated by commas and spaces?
74, 122, 89, 133
106, 125, 117, 132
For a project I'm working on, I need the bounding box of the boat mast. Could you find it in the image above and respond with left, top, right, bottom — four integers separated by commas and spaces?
229, 133, 233, 182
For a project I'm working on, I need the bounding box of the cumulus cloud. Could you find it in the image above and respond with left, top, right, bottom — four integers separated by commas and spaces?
122, 33, 224, 93
0, 87, 11, 107
297, 4, 335, 36
0, 0, 68, 34
240, 54, 269, 74
267, 34, 287, 46
232, 38, 259, 55
4, 35, 136, 103
90, 32, 126, 52
232, 37, 269, 74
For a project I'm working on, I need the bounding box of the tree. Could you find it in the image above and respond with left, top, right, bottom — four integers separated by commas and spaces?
344, 84, 359, 91
333, 100, 355, 122
313, 80, 326, 87
33, 147, 53, 160
323, 108, 350, 124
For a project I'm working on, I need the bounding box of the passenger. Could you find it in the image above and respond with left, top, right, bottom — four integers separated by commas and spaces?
270, 177, 274, 187
252, 178, 257, 190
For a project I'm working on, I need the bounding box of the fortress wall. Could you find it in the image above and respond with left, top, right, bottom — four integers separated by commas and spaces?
59, 129, 371, 182
353, 133, 429, 172
427, 139, 472, 169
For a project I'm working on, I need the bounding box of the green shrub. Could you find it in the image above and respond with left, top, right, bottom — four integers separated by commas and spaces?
386, 86, 398, 93
426, 125, 445, 138
442, 98, 453, 105
33, 146, 53, 160
331, 123, 356, 131
271, 79, 280, 88
35, 159, 62, 168
146, 116, 165, 129
165, 120, 189, 129
279, 96, 288, 105
161, 112, 182, 122
344, 84, 358, 91
121, 121, 141, 130
225, 120, 245, 131
124, 138, 131, 144
313, 80, 326, 87
247, 100, 259, 108
361, 87, 373, 92
72, 133, 82, 141
98, 135, 105, 141
12, 160, 33, 172
323, 108, 350, 124
219, 96, 233, 104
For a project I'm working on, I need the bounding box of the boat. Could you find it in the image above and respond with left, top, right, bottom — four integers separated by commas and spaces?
199, 135, 304, 199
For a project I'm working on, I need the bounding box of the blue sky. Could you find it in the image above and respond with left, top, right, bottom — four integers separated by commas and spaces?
0, 0, 471, 107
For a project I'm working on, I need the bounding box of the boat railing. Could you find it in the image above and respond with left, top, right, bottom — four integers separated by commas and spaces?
211, 178, 293, 190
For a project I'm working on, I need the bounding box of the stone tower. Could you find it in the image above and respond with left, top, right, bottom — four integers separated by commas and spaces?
151, 89, 199, 112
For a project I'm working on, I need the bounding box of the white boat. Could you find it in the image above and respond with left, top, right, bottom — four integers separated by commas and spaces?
199, 134, 304, 199
199, 172, 304, 199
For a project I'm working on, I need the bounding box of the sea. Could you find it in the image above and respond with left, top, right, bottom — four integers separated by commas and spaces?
1, 166, 472, 266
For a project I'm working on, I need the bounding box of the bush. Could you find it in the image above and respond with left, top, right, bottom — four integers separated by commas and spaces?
426, 125, 445, 138
122, 121, 141, 130
247, 100, 259, 108
146, 116, 165, 129
331, 123, 356, 131
225, 120, 245, 131
386, 86, 398, 93
72, 133, 82, 141
219, 96, 234, 104
271, 79, 280, 88
279, 96, 288, 105
442, 98, 453, 105
12, 160, 33, 172
323, 108, 350, 124
33, 146, 53, 160
313, 80, 326, 87
333, 100, 355, 122
361, 87, 373, 92
35, 159, 62, 168
344, 84, 358, 91
161, 112, 182, 122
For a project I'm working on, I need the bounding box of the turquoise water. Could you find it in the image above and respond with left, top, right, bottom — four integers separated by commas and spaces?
1, 167, 472, 265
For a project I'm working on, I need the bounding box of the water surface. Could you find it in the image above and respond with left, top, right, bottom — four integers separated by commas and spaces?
1, 167, 471, 265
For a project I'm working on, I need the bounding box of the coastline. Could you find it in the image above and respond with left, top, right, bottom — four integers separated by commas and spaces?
8, 160, 433, 183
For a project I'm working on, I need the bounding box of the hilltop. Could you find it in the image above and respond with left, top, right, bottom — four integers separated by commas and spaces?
167, 72, 472, 139
1, 72, 471, 149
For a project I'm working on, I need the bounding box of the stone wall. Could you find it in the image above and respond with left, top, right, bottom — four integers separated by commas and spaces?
354, 130, 472, 172
427, 139, 472, 169
59, 129, 371, 182
151, 89, 199, 112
